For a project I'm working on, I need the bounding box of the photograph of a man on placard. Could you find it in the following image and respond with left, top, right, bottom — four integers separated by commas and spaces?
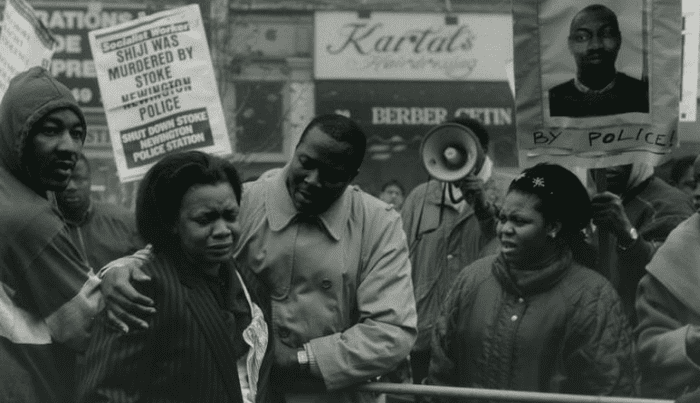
544, 2, 649, 118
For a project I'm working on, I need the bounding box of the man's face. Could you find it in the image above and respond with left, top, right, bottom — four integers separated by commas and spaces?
601, 164, 633, 195
286, 126, 358, 215
56, 158, 91, 213
568, 8, 621, 72
380, 185, 404, 210
24, 108, 84, 192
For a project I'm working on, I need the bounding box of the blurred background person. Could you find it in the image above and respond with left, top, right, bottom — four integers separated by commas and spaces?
401, 116, 499, 385
56, 153, 144, 270
668, 155, 697, 196
591, 163, 693, 326
692, 154, 700, 213
428, 163, 637, 398
636, 212, 700, 400
77, 151, 278, 403
379, 179, 405, 210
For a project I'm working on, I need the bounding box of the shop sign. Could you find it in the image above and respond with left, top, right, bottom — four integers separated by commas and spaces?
314, 12, 512, 81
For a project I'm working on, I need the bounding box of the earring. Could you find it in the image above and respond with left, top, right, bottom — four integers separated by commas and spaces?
548, 232, 557, 239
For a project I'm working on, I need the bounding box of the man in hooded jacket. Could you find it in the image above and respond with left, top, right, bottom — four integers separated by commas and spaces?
0, 67, 102, 402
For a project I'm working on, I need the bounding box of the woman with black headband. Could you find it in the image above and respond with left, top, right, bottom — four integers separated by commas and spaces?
426, 163, 638, 399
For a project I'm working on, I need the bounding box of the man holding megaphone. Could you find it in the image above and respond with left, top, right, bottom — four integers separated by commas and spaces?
401, 116, 501, 385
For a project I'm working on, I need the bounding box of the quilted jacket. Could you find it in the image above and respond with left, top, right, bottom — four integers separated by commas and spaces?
427, 249, 639, 401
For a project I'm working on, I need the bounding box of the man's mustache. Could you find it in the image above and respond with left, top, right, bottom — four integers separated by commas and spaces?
583, 50, 612, 59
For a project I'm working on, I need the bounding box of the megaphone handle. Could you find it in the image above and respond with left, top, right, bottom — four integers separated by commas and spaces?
448, 183, 464, 204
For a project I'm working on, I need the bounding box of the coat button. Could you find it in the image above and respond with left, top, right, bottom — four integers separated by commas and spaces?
321, 279, 332, 289
446, 254, 454, 260
518, 298, 524, 303
278, 327, 290, 338
510, 315, 518, 322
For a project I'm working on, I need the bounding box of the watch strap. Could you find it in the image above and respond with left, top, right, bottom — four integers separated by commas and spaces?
618, 227, 639, 251
297, 348, 309, 370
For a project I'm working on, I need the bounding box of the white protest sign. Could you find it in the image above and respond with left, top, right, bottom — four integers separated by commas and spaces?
680, 0, 699, 122
88, 4, 231, 182
0, 0, 56, 101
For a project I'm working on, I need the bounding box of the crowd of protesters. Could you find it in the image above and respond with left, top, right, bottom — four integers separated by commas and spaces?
5, 61, 700, 403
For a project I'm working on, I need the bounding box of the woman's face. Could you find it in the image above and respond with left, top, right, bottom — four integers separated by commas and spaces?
497, 190, 555, 266
176, 182, 240, 275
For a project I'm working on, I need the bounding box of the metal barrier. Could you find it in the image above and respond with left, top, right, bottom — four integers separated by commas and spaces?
356, 383, 674, 403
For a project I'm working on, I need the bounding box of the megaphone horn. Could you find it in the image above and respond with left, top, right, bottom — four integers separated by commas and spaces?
420, 122, 485, 183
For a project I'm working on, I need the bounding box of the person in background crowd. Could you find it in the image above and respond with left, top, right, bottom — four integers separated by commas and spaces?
692, 155, 700, 213
636, 212, 700, 400
0, 66, 101, 402
428, 163, 638, 399
668, 155, 697, 196
77, 151, 279, 403
591, 163, 693, 325
379, 179, 406, 210
56, 153, 144, 270
98, 113, 417, 403
401, 116, 499, 385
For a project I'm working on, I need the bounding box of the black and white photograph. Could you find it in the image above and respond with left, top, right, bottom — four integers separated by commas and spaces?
540, 1, 650, 119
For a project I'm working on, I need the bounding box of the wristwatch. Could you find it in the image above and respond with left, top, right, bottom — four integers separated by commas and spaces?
297, 348, 309, 370
618, 227, 639, 251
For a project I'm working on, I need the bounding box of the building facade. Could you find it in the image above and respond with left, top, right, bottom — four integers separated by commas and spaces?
16, 0, 698, 206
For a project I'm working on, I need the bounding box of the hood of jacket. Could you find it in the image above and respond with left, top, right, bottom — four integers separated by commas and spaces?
646, 213, 700, 317
0, 66, 86, 188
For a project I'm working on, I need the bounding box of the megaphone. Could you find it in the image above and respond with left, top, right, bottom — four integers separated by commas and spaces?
420, 122, 486, 182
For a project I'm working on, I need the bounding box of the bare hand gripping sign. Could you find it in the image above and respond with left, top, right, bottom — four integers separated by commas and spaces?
512, 0, 681, 168
89, 4, 231, 182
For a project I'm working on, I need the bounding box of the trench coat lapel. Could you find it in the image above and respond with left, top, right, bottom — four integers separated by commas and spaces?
182, 275, 242, 402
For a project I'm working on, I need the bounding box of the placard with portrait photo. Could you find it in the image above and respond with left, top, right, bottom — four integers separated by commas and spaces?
513, 0, 681, 169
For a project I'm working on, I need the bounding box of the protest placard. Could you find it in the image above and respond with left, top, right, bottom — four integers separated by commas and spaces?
88, 4, 231, 182
0, 0, 56, 101
512, 0, 682, 169
30, 3, 148, 110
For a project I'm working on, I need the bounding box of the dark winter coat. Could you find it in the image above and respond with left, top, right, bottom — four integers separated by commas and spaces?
428, 250, 639, 401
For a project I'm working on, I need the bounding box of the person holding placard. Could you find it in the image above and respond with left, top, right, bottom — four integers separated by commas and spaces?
591, 163, 693, 325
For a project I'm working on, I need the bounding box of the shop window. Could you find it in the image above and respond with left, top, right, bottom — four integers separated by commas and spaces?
234, 81, 285, 156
